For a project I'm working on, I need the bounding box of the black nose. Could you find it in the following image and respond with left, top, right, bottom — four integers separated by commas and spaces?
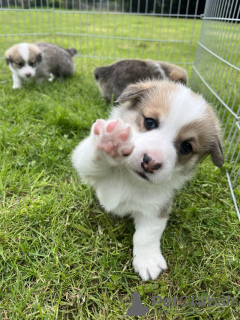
143, 153, 151, 164
141, 153, 162, 173
25, 73, 31, 77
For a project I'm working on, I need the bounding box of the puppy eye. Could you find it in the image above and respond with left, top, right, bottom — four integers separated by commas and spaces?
144, 117, 158, 130
180, 141, 193, 155
18, 62, 24, 68
29, 62, 36, 67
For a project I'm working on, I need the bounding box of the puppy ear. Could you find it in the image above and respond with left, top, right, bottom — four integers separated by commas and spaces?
210, 137, 224, 168
5, 57, 11, 65
94, 68, 100, 80
5, 51, 12, 65
37, 53, 42, 63
116, 81, 156, 103
169, 69, 188, 85
65, 48, 78, 56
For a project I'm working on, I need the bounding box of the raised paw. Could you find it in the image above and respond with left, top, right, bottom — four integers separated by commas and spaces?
133, 249, 167, 281
93, 119, 134, 157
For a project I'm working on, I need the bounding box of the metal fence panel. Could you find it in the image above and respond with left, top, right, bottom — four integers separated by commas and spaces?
191, 0, 240, 219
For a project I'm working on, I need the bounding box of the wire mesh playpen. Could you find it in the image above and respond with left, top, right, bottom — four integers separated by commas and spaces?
0, 0, 239, 219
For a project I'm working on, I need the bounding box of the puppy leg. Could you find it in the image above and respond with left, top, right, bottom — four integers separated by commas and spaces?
36, 77, 46, 85
35, 69, 51, 84
72, 119, 134, 179
48, 73, 54, 82
133, 214, 168, 281
12, 72, 22, 89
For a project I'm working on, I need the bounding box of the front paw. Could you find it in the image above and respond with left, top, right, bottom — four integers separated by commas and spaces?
133, 249, 167, 281
13, 83, 21, 89
48, 73, 54, 82
93, 119, 134, 157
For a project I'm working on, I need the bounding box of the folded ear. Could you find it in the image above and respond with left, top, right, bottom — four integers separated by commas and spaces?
210, 137, 224, 168
116, 81, 156, 103
5, 52, 12, 65
5, 57, 11, 65
37, 53, 42, 63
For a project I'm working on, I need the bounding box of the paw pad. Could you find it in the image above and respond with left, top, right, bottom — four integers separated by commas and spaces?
93, 119, 134, 157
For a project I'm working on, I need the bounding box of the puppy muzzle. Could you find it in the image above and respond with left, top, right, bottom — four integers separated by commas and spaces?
141, 153, 162, 173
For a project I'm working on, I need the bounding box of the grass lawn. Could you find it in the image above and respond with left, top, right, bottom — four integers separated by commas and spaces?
0, 10, 240, 320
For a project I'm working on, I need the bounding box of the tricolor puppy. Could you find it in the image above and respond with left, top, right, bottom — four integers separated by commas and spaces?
94, 59, 188, 101
72, 80, 223, 281
5, 42, 77, 89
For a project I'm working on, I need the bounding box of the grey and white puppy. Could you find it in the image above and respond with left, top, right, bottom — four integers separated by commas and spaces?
94, 59, 188, 101
5, 42, 78, 89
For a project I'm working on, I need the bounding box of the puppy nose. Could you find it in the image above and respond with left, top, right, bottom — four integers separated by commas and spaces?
25, 73, 31, 77
141, 153, 162, 173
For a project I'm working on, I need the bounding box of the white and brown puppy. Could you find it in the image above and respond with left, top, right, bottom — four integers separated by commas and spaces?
94, 59, 188, 101
5, 42, 77, 89
72, 80, 223, 281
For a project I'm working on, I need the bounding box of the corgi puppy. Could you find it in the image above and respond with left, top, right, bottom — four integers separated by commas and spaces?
72, 80, 223, 281
94, 59, 188, 101
5, 42, 77, 89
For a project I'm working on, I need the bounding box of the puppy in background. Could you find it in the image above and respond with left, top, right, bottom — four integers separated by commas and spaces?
5, 42, 78, 89
94, 59, 188, 101
72, 80, 223, 281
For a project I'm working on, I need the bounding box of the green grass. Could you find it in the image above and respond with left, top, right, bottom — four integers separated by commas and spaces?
0, 11, 240, 320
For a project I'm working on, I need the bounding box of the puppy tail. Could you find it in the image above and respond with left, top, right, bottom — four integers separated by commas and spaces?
65, 48, 78, 56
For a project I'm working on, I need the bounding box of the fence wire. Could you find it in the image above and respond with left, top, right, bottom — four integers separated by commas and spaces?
192, 0, 240, 220
0, 0, 239, 219
0, 0, 202, 78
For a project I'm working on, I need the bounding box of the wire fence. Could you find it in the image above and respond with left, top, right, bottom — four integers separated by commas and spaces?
0, 0, 203, 79
192, 0, 240, 220
0, 0, 239, 219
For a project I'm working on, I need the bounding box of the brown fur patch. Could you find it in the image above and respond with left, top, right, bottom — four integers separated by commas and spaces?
158, 61, 188, 85
5, 44, 24, 66
175, 106, 224, 168
116, 80, 178, 132
116, 81, 157, 103
175, 119, 208, 167
28, 44, 41, 63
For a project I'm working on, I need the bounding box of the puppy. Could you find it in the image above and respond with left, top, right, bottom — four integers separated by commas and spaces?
5, 42, 77, 89
72, 80, 223, 281
94, 59, 188, 101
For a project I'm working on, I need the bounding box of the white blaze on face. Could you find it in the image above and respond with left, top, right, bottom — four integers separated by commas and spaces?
160, 86, 207, 140
18, 43, 29, 62
17, 43, 36, 79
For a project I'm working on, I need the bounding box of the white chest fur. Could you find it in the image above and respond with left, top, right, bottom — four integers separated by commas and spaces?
93, 167, 175, 217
